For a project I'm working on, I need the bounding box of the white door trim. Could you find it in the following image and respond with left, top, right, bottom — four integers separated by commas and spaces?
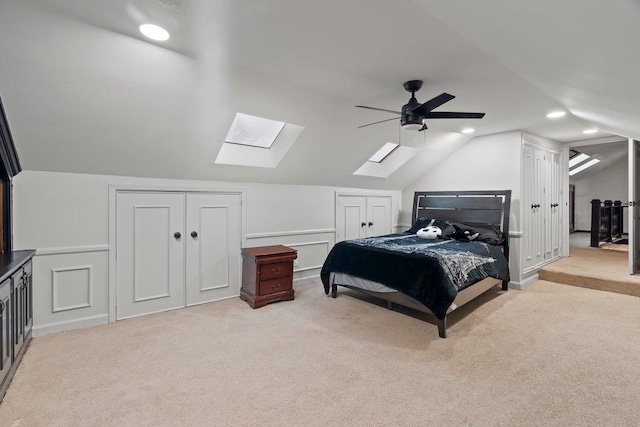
108, 184, 247, 323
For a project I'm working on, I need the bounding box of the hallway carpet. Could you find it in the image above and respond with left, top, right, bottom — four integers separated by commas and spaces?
539, 243, 640, 297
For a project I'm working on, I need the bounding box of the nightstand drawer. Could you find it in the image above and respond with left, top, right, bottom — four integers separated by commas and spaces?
258, 277, 291, 296
259, 262, 292, 280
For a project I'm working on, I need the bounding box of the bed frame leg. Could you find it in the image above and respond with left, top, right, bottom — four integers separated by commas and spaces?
387, 301, 393, 310
331, 283, 338, 298
437, 317, 447, 339
502, 280, 509, 291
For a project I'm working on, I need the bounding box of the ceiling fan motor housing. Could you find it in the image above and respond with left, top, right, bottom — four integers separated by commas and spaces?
401, 98, 423, 127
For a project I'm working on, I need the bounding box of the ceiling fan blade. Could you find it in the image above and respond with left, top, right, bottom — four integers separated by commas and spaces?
424, 111, 485, 119
355, 105, 402, 115
411, 93, 455, 115
358, 117, 399, 128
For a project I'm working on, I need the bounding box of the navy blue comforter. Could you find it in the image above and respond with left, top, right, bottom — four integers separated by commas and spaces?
321, 233, 510, 320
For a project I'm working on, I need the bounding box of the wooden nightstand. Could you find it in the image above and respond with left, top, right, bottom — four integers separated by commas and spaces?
240, 245, 297, 309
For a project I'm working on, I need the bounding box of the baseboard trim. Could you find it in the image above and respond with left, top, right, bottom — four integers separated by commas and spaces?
510, 274, 539, 290
293, 275, 320, 286
32, 314, 108, 337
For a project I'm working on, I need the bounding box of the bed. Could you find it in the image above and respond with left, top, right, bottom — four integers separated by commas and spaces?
321, 190, 511, 338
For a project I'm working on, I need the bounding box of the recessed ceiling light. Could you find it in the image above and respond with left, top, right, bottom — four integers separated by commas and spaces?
461, 128, 475, 134
583, 129, 598, 134
546, 111, 566, 118
139, 24, 170, 41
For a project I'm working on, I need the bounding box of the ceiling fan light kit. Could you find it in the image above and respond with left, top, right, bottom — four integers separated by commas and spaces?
357, 80, 485, 132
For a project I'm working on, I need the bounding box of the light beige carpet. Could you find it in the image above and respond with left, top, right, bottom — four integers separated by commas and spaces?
1, 281, 640, 426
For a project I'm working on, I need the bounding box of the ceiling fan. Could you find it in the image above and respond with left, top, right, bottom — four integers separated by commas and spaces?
356, 80, 485, 131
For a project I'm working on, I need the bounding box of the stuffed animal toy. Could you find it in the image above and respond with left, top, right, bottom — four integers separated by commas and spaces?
450, 224, 479, 242
416, 225, 442, 240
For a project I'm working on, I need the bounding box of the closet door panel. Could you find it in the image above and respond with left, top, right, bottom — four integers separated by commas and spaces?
366, 196, 392, 237
185, 193, 242, 306
532, 147, 545, 266
523, 142, 563, 272
336, 196, 367, 242
550, 152, 561, 259
522, 144, 536, 269
116, 192, 185, 320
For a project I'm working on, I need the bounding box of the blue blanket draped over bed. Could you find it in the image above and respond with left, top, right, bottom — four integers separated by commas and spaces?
320, 233, 510, 320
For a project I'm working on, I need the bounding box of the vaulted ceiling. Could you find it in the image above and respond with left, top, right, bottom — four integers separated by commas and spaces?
0, 0, 638, 190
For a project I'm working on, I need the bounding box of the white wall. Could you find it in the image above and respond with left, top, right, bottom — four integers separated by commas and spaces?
13, 170, 400, 336
571, 155, 628, 232
401, 131, 523, 228
401, 131, 565, 288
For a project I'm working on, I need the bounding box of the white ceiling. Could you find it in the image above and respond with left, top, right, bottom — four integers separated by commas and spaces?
0, 0, 637, 190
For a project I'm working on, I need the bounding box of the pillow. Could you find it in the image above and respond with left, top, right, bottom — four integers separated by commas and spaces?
447, 222, 504, 245
407, 218, 453, 234
449, 224, 479, 242
475, 227, 505, 245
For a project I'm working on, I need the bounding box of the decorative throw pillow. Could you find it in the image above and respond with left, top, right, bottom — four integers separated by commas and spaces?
416, 225, 442, 240
407, 218, 453, 234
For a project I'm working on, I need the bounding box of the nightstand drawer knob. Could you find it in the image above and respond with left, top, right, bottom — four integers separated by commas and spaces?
270, 283, 281, 290
271, 267, 281, 274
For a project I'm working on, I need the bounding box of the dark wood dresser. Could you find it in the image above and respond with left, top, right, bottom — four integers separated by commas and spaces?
0, 250, 35, 401
240, 245, 297, 308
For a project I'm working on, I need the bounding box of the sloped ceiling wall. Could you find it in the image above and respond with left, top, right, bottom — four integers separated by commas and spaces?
0, 0, 633, 191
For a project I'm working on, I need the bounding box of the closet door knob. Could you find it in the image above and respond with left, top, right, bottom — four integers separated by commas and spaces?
361, 222, 366, 227
174, 232, 181, 239
368, 222, 373, 227
191, 231, 198, 238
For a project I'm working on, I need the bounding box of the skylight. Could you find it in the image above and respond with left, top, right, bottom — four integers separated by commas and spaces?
224, 113, 285, 148
215, 113, 303, 168
569, 158, 600, 176
368, 143, 399, 163
569, 153, 590, 168
354, 144, 417, 178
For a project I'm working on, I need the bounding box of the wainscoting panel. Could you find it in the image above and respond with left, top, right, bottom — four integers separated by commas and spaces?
52, 265, 93, 313
245, 229, 335, 285
32, 247, 109, 336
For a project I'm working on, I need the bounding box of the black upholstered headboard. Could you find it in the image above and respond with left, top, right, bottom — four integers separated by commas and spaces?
411, 190, 512, 260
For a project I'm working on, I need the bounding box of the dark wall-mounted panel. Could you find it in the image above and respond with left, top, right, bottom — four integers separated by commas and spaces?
0, 95, 22, 180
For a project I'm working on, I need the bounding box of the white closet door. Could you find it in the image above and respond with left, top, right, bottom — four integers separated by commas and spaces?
523, 144, 545, 269
532, 147, 545, 265
550, 152, 562, 259
185, 193, 242, 306
366, 196, 392, 237
116, 192, 185, 320
336, 195, 367, 242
